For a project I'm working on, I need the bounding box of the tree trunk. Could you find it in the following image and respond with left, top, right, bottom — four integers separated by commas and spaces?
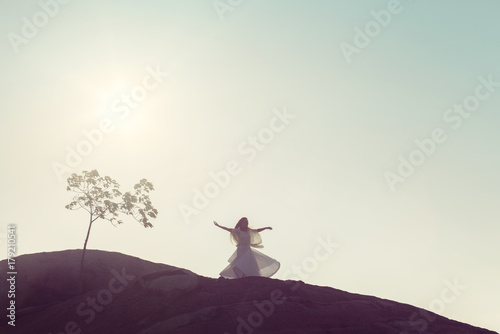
79, 215, 94, 292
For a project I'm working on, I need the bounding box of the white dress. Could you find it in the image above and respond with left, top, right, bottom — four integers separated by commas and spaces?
219, 228, 280, 279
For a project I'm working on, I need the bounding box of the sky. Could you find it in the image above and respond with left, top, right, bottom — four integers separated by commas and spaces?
1, 0, 499, 332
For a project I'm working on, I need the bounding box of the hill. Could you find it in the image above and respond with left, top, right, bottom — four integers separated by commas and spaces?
0, 250, 497, 334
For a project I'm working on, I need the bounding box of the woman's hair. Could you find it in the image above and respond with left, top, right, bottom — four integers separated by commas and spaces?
234, 217, 249, 230
231, 217, 263, 248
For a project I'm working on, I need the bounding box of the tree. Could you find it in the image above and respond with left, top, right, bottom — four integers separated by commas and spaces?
65, 169, 158, 286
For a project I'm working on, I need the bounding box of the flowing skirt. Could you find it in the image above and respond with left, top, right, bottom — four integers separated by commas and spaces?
220, 245, 280, 279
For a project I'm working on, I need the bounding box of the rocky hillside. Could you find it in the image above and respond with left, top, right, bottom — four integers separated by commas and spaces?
0, 250, 497, 334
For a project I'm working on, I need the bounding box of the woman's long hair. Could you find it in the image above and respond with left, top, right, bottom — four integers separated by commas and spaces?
230, 217, 263, 248
234, 217, 249, 230
230, 217, 249, 245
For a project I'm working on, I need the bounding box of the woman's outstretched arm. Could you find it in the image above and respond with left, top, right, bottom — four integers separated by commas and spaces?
214, 221, 232, 232
255, 227, 273, 232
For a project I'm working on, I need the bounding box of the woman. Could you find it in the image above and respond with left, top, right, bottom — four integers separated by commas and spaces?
214, 217, 280, 279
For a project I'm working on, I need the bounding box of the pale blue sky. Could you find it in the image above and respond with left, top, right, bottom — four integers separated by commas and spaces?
1, 1, 499, 332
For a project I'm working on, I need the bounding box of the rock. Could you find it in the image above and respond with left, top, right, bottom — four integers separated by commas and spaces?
137, 306, 219, 333
139, 270, 199, 295
0, 250, 496, 334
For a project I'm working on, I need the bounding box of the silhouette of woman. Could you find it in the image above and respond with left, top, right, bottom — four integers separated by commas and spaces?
214, 217, 280, 278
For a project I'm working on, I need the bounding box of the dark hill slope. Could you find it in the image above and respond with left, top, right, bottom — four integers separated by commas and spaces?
0, 250, 496, 334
